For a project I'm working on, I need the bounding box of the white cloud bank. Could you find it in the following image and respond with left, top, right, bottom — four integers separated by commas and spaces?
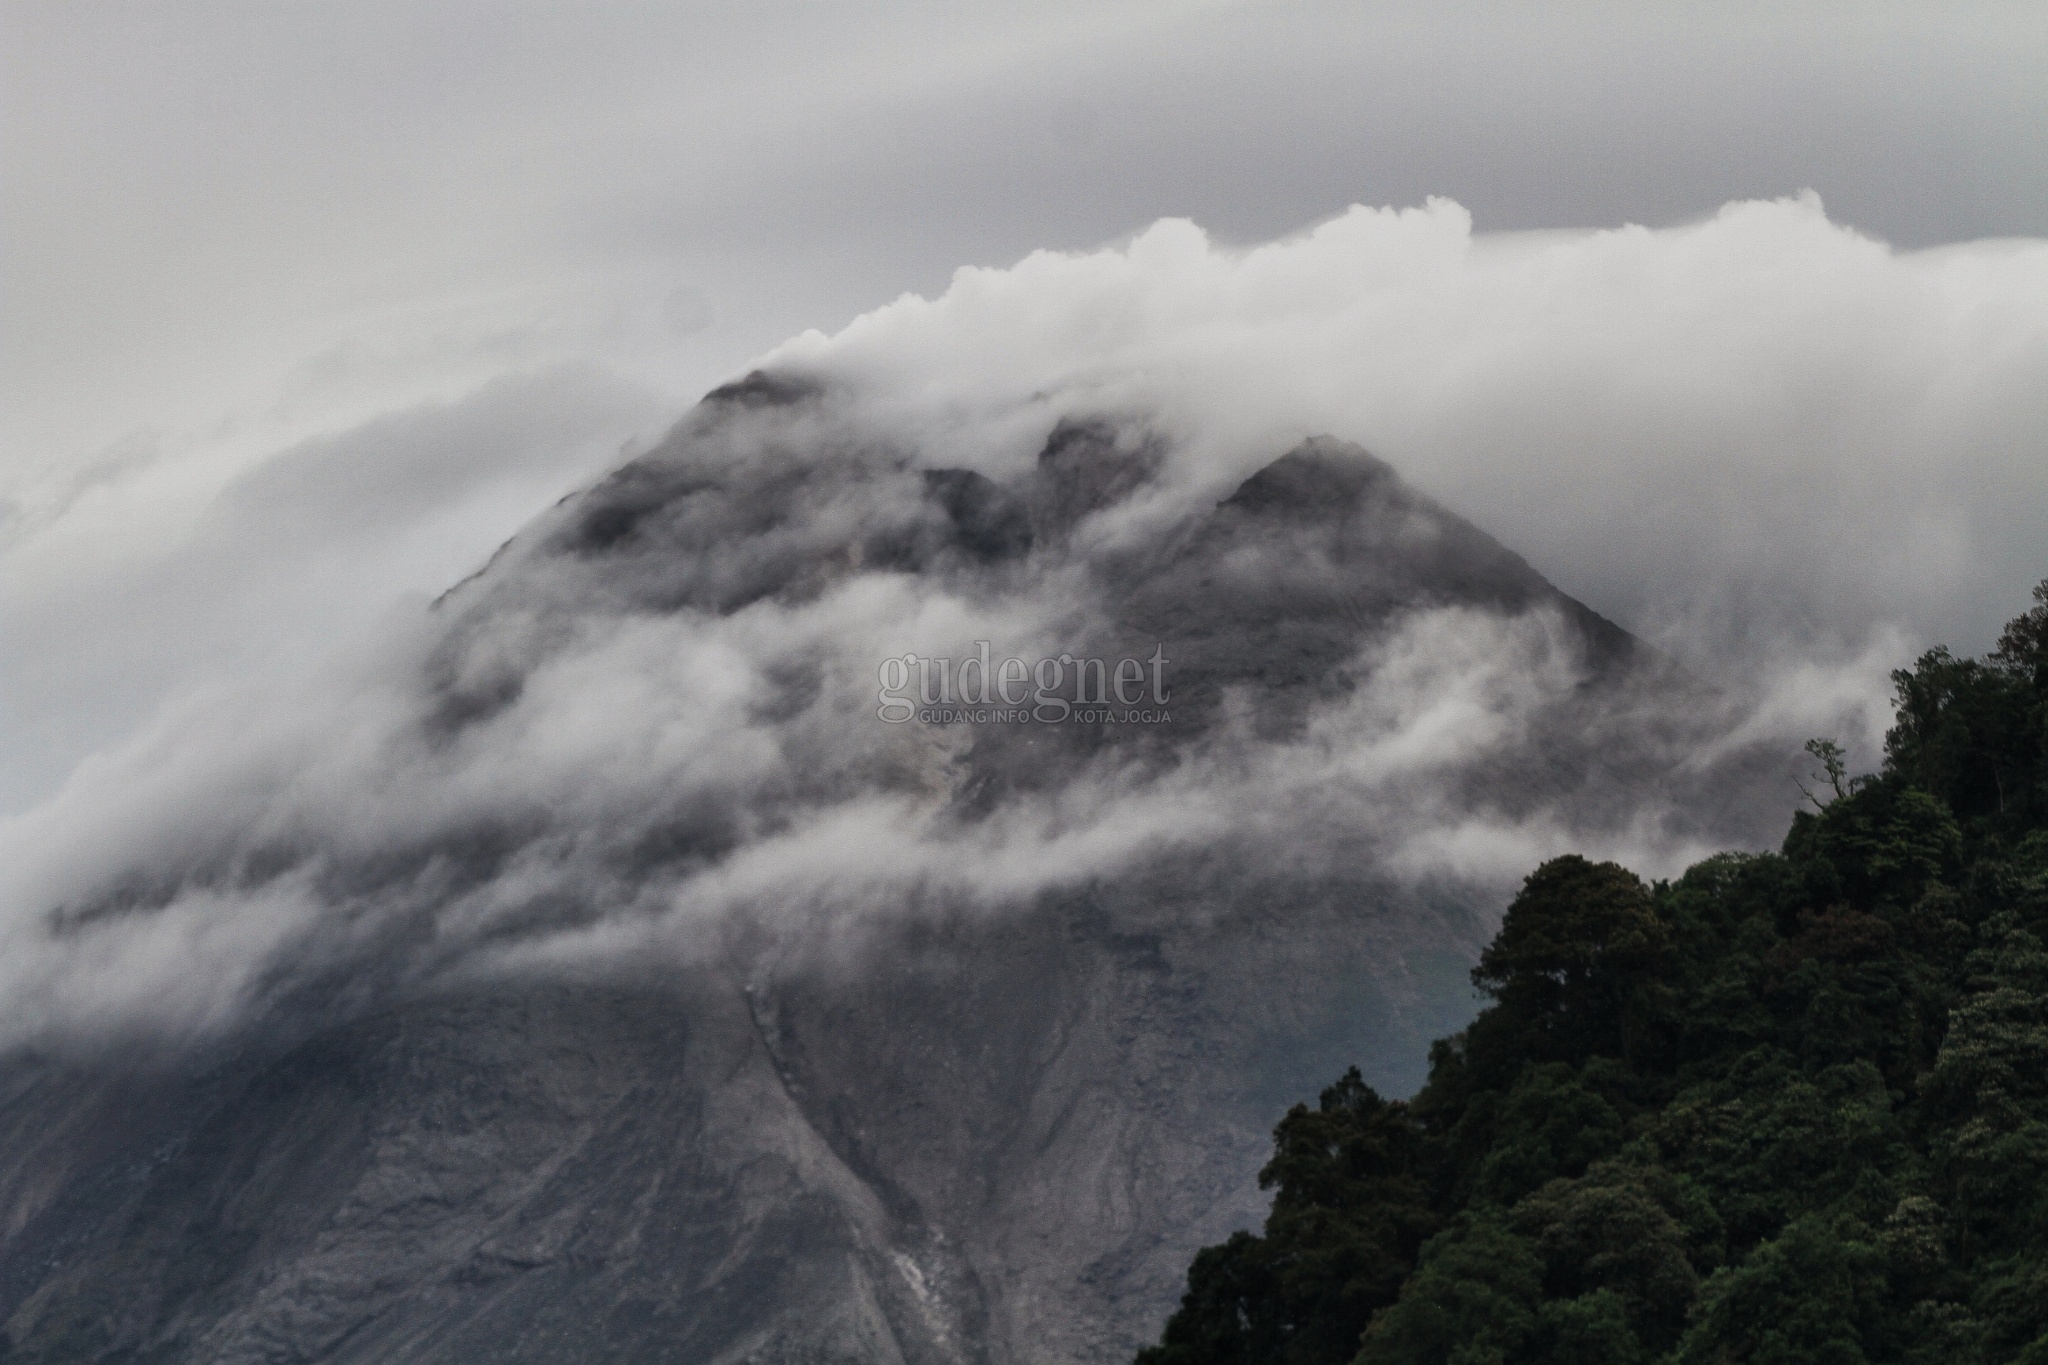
1, 196, 2043, 1055
778, 193, 2048, 660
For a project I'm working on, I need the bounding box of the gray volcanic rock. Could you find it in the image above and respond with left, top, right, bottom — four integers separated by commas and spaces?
0, 904, 1473, 1365
0, 375, 1781, 1363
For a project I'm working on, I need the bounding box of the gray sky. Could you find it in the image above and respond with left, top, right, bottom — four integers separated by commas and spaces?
4, 1, 2047, 813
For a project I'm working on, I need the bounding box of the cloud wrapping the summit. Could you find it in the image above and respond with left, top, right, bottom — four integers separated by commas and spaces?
774, 195, 2048, 659
2, 196, 2043, 1053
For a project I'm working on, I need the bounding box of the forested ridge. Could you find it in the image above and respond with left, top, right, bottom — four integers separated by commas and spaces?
1139, 583, 2048, 1365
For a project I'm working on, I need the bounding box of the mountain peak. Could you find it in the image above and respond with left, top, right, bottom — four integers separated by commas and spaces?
0, 393, 1747, 1365
1219, 436, 1398, 520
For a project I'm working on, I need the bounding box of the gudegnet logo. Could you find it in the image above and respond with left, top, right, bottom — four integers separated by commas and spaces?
877, 642, 1171, 724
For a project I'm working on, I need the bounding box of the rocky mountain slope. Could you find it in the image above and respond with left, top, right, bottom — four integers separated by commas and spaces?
0, 374, 1783, 1363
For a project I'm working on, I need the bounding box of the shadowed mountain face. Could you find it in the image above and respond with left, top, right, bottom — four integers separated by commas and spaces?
0, 376, 1786, 1363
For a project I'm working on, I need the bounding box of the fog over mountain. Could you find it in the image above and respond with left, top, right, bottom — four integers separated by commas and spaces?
0, 197, 2043, 1361
0, 394, 1776, 1363
9, 193, 2046, 817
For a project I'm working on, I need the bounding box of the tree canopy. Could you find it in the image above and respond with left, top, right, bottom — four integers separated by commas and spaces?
1138, 580, 2048, 1365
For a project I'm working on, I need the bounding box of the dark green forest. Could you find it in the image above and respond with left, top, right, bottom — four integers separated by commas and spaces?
1139, 582, 2048, 1365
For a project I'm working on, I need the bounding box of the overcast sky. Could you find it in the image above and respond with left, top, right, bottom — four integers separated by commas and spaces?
5, 1, 2047, 814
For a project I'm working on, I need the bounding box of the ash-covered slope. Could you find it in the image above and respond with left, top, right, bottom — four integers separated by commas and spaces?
0, 375, 1784, 1364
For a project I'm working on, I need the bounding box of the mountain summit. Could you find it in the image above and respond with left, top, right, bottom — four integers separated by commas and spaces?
0, 376, 1775, 1363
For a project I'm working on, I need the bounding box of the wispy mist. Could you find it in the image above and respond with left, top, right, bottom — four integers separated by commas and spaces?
774, 195, 2048, 664
2, 196, 2042, 1057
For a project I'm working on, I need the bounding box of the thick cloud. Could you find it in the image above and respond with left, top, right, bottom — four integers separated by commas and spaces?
2, 196, 2042, 1057
773, 195, 2048, 662
0, 366, 668, 813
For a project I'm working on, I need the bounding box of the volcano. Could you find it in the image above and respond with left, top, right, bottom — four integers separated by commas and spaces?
0, 374, 1780, 1364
